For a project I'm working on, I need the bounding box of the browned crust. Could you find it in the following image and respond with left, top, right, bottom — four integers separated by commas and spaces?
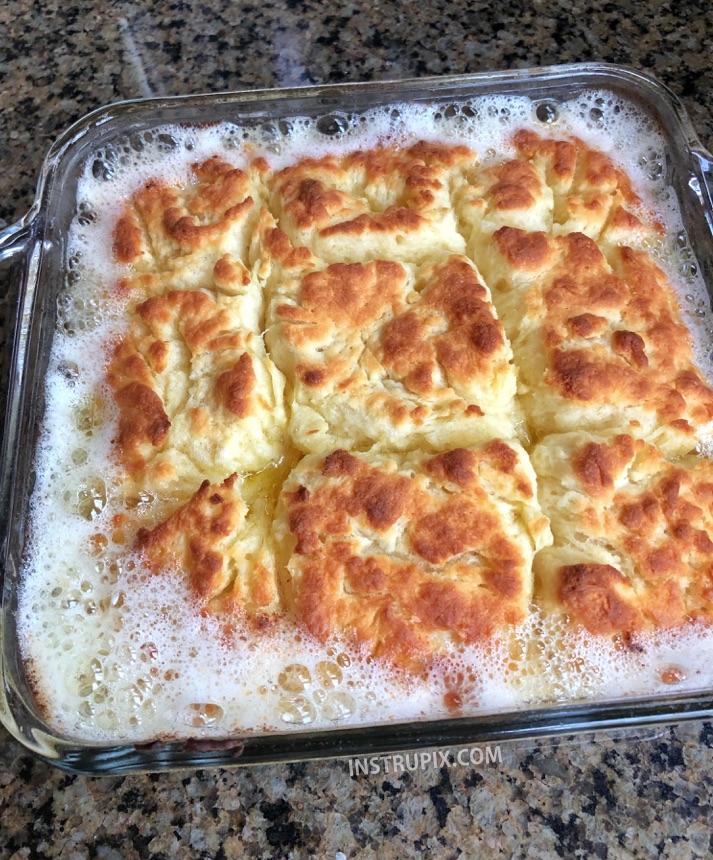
106, 283, 263, 484
492, 226, 713, 438
137, 290, 243, 354
283, 447, 533, 672
513, 129, 641, 207
559, 563, 642, 635
262, 226, 314, 269
572, 434, 639, 495
136, 474, 278, 617
107, 337, 169, 472
213, 254, 251, 289
546, 435, 713, 635
485, 160, 544, 212
114, 381, 171, 456
215, 353, 256, 418
281, 178, 355, 231
101, 135, 713, 659
111, 156, 259, 269
137, 475, 243, 601
513, 129, 579, 185
271, 140, 474, 249
492, 226, 551, 271
113, 212, 144, 264
283, 260, 406, 337
274, 254, 511, 430
320, 208, 426, 237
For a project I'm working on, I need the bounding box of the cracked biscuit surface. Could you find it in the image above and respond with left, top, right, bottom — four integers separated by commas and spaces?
136, 473, 281, 620
108, 284, 286, 496
113, 155, 268, 282
275, 445, 551, 671
455, 130, 653, 259
533, 432, 713, 637
478, 226, 713, 454
265, 250, 520, 453
269, 141, 473, 265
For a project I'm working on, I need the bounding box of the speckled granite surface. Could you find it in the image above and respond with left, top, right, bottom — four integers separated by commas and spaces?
2, 721, 713, 858
2, 0, 713, 857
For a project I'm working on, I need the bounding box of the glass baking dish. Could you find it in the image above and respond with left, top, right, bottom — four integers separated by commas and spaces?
2, 62, 713, 774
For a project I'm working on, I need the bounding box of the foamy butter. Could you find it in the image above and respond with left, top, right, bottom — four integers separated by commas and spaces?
17, 92, 713, 742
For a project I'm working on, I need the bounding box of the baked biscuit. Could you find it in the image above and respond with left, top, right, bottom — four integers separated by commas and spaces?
265, 252, 520, 454
112, 155, 268, 283
455, 155, 554, 251
480, 226, 713, 454
455, 130, 654, 262
269, 142, 472, 265
532, 432, 713, 637
275, 445, 551, 672
512, 130, 653, 244
115, 251, 264, 337
136, 473, 279, 620
108, 287, 286, 494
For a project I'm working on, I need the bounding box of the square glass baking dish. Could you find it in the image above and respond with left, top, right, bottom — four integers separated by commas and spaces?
2, 62, 713, 774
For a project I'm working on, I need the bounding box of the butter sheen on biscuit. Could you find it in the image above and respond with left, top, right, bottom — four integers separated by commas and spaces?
265, 252, 520, 454
533, 432, 713, 636
275, 445, 551, 672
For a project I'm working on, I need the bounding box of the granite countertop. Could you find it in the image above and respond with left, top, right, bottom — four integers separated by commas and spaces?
2, 0, 713, 857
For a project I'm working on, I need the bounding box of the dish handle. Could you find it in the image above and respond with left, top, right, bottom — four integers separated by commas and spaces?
0, 212, 36, 385
0, 212, 36, 564
692, 147, 713, 229
0, 214, 35, 357
0, 217, 34, 264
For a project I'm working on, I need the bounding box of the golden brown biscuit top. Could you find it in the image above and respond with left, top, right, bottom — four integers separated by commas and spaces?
97, 133, 713, 658
534, 433, 713, 636
117, 254, 253, 303
107, 287, 277, 487
278, 255, 508, 393
557, 563, 646, 637
280, 444, 548, 672
113, 156, 264, 272
136, 290, 244, 354
479, 160, 547, 214
269, 141, 473, 263
273, 258, 407, 402
512, 129, 649, 241
490, 226, 713, 438
137, 474, 245, 600
456, 130, 653, 250
108, 289, 247, 437
136, 474, 278, 618
274, 141, 473, 222
278, 260, 406, 340
457, 157, 552, 237
378, 256, 507, 393
108, 335, 171, 476
268, 253, 517, 447
513, 130, 632, 195
214, 353, 257, 419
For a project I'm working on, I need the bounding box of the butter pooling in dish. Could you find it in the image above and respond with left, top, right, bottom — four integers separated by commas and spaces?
16, 94, 713, 741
